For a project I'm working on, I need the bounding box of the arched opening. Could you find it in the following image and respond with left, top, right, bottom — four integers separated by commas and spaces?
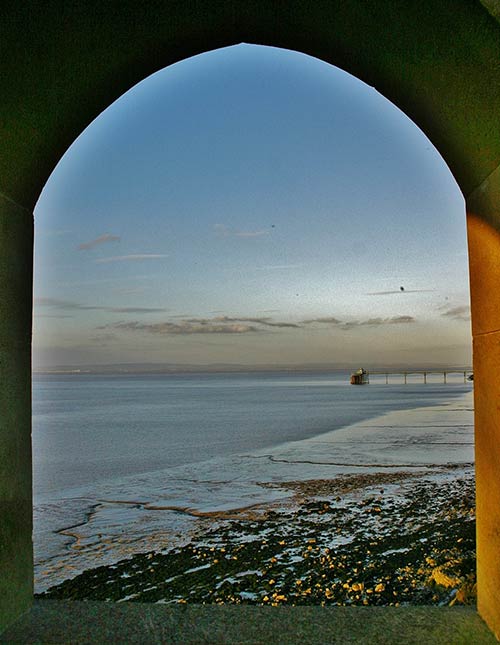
2, 1, 500, 640
31, 44, 474, 610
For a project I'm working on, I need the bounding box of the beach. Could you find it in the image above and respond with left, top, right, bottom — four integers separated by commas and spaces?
35, 387, 475, 606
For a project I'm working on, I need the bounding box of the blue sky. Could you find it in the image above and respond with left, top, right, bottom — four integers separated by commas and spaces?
33, 44, 471, 369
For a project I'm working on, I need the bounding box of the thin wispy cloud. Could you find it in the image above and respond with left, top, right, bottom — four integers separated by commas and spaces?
302, 315, 415, 330
256, 264, 302, 271
359, 315, 415, 326
398, 342, 470, 353
341, 315, 416, 330
302, 317, 342, 325
57, 275, 157, 288
95, 254, 169, 264
110, 307, 167, 313
88, 333, 117, 343
99, 314, 301, 336
101, 320, 261, 335
78, 233, 121, 250
212, 316, 301, 329
440, 305, 471, 321
34, 298, 84, 310
366, 289, 434, 295
214, 224, 269, 238
34, 298, 167, 314
114, 286, 152, 296
99, 313, 416, 336
235, 231, 269, 238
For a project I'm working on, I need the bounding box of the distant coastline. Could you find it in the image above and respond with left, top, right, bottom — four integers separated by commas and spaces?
32, 362, 473, 376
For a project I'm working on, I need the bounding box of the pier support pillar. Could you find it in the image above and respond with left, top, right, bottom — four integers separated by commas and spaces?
467, 165, 500, 640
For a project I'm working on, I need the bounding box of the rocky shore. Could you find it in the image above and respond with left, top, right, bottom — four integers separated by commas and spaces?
38, 466, 476, 607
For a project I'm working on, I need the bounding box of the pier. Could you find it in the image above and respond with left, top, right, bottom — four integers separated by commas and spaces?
366, 370, 473, 384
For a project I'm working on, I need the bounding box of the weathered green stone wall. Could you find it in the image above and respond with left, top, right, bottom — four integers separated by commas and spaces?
0, 194, 33, 630
1, 0, 500, 636
1, 0, 500, 208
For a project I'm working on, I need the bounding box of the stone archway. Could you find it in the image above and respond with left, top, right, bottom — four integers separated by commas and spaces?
2, 0, 500, 637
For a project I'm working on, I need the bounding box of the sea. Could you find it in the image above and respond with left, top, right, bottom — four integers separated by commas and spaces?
32, 370, 474, 591
32, 370, 472, 496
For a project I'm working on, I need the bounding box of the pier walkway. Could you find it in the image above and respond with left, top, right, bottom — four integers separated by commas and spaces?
367, 370, 473, 384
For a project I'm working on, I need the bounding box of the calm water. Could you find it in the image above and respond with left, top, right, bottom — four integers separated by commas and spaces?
32, 371, 472, 497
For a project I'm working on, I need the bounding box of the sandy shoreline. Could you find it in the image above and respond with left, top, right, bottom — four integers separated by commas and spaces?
36, 391, 476, 605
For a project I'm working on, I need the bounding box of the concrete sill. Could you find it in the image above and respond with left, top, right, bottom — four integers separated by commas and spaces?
0, 601, 497, 644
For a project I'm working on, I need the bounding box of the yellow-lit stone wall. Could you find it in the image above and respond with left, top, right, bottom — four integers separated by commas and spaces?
467, 167, 500, 639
